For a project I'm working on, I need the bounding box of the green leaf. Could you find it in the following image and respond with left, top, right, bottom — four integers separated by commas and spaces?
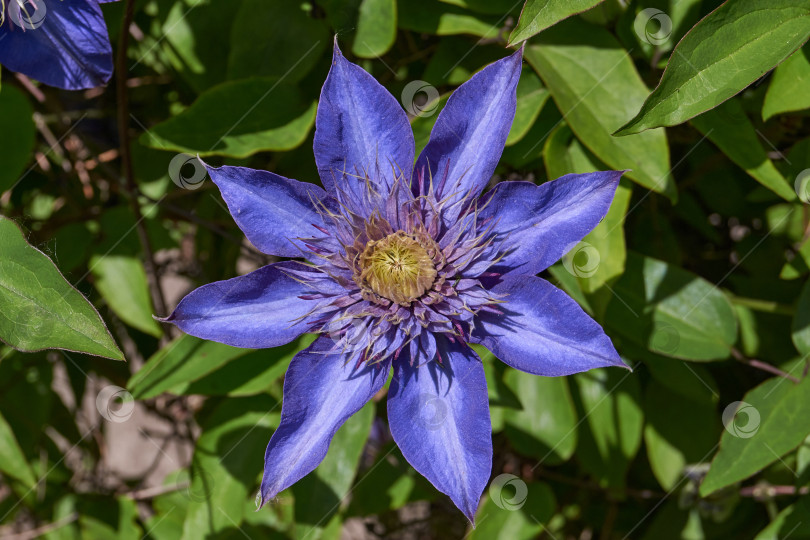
605, 252, 738, 361
0, 217, 123, 360
181, 396, 279, 539
128, 334, 314, 399
292, 402, 374, 539
691, 99, 797, 201
352, 0, 397, 58
700, 375, 810, 496
544, 123, 632, 294
502, 368, 577, 464
616, 0, 810, 135
574, 369, 643, 490
161, 0, 243, 92
90, 255, 162, 338
470, 481, 556, 539
398, 0, 500, 38
763, 47, 810, 120
0, 86, 36, 193
505, 69, 549, 146
508, 0, 604, 46
525, 20, 676, 201
228, 0, 329, 82
792, 279, 810, 356
0, 409, 36, 487
644, 381, 720, 490
141, 79, 316, 158
755, 497, 810, 540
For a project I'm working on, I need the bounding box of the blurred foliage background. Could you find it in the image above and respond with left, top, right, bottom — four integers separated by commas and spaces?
1, 0, 810, 538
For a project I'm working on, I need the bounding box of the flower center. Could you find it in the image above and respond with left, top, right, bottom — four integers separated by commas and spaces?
358, 231, 437, 305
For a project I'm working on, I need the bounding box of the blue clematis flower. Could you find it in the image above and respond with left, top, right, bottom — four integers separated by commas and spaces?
163, 40, 628, 522
0, 0, 117, 90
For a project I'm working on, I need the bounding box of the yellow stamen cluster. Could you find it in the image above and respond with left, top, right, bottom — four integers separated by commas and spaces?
358, 231, 437, 305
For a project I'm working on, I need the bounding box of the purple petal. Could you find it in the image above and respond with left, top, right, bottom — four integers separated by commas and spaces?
388, 340, 492, 523
314, 38, 414, 209
206, 164, 333, 257
414, 48, 522, 224
474, 275, 626, 376
0, 0, 113, 90
162, 262, 343, 348
259, 337, 389, 503
479, 172, 623, 276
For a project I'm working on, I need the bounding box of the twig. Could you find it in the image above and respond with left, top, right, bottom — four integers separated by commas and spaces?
116, 0, 169, 323
1, 513, 78, 540
740, 484, 810, 499
730, 348, 801, 383
124, 481, 190, 500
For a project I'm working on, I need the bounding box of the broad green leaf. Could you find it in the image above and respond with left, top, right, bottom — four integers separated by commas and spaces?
700, 376, 810, 496
181, 396, 279, 539
128, 334, 313, 399
691, 100, 796, 201
398, 0, 500, 38
544, 123, 632, 294
0, 409, 36, 486
352, 0, 397, 58
0, 86, 35, 193
574, 369, 643, 490
616, 0, 810, 135
763, 47, 810, 121
508, 0, 604, 46
605, 252, 738, 361
525, 20, 676, 201
792, 279, 810, 356
502, 368, 577, 465
345, 444, 437, 516
755, 497, 810, 540
228, 0, 329, 82
505, 69, 549, 146
141, 79, 316, 158
439, 0, 518, 15
90, 255, 162, 338
644, 381, 720, 490
161, 0, 243, 92
292, 403, 374, 539
470, 481, 556, 539
0, 217, 123, 360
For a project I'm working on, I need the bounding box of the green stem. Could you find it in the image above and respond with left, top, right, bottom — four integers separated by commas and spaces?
729, 295, 795, 316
